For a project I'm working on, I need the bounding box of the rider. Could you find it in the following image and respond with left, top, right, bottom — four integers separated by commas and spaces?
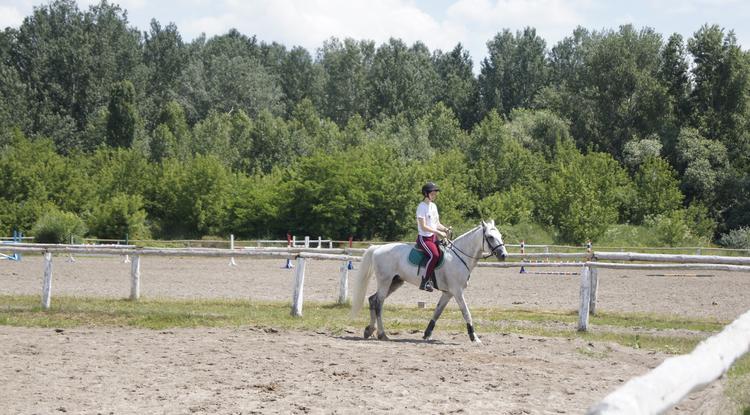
416, 182, 450, 292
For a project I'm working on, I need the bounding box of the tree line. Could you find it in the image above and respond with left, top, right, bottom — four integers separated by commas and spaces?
1, 0, 749, 247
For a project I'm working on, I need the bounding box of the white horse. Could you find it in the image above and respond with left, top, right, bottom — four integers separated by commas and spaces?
350, 220, 508, 343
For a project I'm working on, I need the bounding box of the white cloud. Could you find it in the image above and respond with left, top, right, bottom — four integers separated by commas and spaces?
180, 0, 464, 55
0, 4, 28, 29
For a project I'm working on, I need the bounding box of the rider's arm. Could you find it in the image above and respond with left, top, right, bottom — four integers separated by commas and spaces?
418, 217, 446, 238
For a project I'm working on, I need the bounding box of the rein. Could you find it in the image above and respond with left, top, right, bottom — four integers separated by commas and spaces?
446, 225, 505, 271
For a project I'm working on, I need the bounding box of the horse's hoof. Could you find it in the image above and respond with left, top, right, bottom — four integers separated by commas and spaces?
472, 337, 482, 345
377, 333, 390, 341
364, 326, 374, 339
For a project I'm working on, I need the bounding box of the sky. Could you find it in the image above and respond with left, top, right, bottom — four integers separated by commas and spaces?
2, 0, 750, 71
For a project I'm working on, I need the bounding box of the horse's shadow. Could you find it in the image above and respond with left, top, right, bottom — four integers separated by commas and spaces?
337, 335, 460, 346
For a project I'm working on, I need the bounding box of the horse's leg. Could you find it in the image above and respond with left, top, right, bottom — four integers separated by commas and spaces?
454, 291, 481, 343
364, 293, 377, 339
423, 291, 453, 340
364, 275, 402, 339
371, 277, 396, 341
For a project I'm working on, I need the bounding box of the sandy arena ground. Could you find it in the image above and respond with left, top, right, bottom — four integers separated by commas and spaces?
2, 254, 749, 414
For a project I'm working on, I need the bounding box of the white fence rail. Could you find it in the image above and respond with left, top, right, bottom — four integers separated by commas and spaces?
587, 309, 750, 415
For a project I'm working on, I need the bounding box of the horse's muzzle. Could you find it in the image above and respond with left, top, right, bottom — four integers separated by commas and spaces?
495, 250, 508, 261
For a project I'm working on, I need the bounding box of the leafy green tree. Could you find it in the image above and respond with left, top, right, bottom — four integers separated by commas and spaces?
88, 193, 150, 239
318, 37, 374, 125
505, 109, 572, 160
31, 208, 87, 243
479, 27, 548, 116
674, 127, 729, 203
154, 100, 191, 158
658, 33, 691, 126
421, 102, 468, 151
106, 80, 139, 148
278, 46, 325, 115
467, 110, 545, 198
248, 110, 293, 173
622, 135, 663, 172
368, 39, 438, 121
629, 157, 684, 224
191, 110, 239, 164
687, 24, 750, 157
0, 133, 95, 232
224, 171, 284, 238
11, 0, 142, 152
142, 19, 188, 128
537, 142, 633, 242
433, 43, 479, 129
478, 187, 534, 226
145, 155, 231, 237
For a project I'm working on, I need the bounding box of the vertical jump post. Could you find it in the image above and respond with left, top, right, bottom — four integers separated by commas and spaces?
42, 252, 53, 310
291, 256, 306, 316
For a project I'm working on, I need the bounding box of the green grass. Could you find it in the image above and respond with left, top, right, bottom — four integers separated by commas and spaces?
0, 294, 728, 353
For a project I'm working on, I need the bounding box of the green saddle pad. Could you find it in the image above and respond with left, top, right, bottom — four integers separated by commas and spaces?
408, 245, 445, 269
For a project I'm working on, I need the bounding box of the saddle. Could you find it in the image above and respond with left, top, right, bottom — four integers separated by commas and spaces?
408, 244, 446, 268
408, 244, 445, 290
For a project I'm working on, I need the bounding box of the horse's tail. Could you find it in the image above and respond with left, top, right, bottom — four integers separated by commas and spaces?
350, 245, 376, 318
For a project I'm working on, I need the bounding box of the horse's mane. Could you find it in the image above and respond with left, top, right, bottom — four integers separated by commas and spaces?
454, 224, 482, 241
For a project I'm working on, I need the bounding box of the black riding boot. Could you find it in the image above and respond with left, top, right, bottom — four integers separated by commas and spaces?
419, 275, 434, 292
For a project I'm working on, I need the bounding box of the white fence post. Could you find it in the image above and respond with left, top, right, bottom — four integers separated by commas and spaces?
304, 236, 310, 248
337, 261, 349, 304
130, 255, 141, 300
41, 252, 53, 310
291, 257, 306, 317
229, 234, 236, 266
578, 265, 591, 331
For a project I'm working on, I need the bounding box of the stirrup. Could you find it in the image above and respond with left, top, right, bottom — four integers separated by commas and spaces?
420, 279, 434, 292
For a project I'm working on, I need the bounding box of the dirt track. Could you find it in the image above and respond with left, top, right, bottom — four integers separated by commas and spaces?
2, 254, 749, 414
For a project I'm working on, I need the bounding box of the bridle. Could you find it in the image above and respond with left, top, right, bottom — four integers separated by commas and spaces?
447, 224, 505, 270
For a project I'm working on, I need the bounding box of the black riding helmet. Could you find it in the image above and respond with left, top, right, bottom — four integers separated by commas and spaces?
421, 182, 440, 196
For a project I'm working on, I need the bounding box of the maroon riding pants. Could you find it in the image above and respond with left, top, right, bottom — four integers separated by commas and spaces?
417, 234, 439, 280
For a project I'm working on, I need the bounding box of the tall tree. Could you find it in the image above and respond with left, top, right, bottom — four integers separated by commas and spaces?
687, 25, 750, 158
433, 43, 479, 129
367, 39, 438, 121
11, 0, 141, 152
479, 27, 548, 117
143, 20, 187, 128
106, 80, 139, 148
318, 37, 374, 126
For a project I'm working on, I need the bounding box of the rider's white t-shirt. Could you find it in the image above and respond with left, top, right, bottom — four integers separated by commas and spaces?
416, 201, 439, 237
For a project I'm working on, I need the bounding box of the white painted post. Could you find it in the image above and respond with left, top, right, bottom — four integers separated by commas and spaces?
130, 255, 141, 300
304, 236, 310, 248
229, 234, 236, 266
317, 236, 322, 248
578, 265, 591, 331
291, 257, 306, 317
42, 252, 53, 310
589, 266, 599, 315
337, 261, 349, 304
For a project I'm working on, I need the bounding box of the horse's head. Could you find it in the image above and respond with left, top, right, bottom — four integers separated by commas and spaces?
482, 220, 508, 261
